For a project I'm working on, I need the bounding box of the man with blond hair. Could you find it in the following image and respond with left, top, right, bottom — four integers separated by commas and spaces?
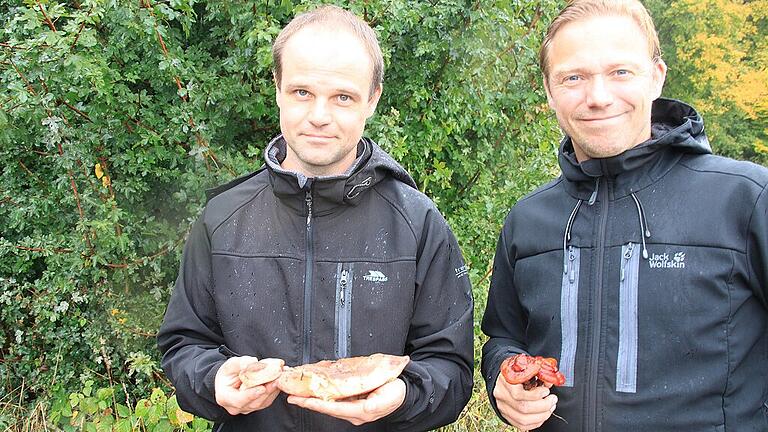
482, 0, 768, 431
158, 5, 473, 431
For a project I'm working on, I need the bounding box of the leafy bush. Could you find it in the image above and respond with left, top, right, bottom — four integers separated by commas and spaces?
48, 383, 211, 432
2, 0, 560, 399
2, 0, 765, 431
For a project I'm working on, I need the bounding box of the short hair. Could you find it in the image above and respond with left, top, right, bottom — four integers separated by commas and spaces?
539, 0, 662, 79
272, 5, 384, 98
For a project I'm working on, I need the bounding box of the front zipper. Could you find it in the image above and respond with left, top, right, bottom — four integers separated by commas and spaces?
335, 264, 354, 358
587, 176, 610, 432
301, 188, 314, 432
302, 189, 314, 366
617, 242, 640, 393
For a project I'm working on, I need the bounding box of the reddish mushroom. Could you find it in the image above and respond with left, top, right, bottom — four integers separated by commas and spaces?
501, 354, 566, 390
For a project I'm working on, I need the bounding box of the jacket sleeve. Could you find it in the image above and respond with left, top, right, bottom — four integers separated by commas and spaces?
747, 184, 768, 308
157, 214, 231, 422
480, 214, 529, 423
385, 207, 474, 431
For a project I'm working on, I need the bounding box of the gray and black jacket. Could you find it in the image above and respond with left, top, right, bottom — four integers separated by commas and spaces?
158, 137, 473, 432
482, 98, 768, 431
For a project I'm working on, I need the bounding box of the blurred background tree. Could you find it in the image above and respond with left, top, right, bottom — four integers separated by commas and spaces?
649, 0, 768, 164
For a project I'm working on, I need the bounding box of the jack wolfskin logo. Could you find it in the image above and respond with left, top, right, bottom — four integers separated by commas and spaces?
363, 270, 388, 282
649, 252, 686, 269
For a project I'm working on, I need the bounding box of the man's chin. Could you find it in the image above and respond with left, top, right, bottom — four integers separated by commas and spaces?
574, 137, 636, 160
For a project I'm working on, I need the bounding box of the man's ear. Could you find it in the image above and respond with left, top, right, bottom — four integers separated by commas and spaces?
274, 74, 282, 108
543, 75, 555, 109
651, 59, 668, 100
365, 84, 383, 118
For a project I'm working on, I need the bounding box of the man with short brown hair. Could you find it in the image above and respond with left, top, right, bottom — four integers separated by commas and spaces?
482, 0, 768, 431
159, 6, 473, 431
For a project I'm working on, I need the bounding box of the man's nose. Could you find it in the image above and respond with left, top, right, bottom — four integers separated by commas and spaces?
585, 76, 613, 108
308, 99, 332, 126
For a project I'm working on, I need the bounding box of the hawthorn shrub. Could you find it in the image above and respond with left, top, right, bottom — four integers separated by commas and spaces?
1, 0, 561, 428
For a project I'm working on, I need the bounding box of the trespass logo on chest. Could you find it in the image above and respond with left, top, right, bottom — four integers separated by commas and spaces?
363, 270, 388, 282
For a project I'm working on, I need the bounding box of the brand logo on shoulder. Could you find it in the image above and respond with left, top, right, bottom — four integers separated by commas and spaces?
363, 270, 388, 282
454, 265, 469, 279
648, 251, 686, 269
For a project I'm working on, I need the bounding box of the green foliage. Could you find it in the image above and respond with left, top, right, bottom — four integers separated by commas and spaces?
1, 0, 560, 430
48, 383, 211, 432
3, 0, 763, 430
648, 0, 768, 165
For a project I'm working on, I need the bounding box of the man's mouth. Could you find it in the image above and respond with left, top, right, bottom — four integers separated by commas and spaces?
580, 112, 624, 122
302, 133, 335, 140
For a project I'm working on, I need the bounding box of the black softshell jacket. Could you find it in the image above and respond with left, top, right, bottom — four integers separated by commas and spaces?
482, 99, 768, 431
158, 137, 473, 432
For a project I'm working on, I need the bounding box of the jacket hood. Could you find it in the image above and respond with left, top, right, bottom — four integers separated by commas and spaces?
558, 98, 710, 200
264, 135, 417, 215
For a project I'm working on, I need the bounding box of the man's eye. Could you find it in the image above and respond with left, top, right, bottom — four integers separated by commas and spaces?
564, 75, 581, 83
614, 69, 631, 76
338, 94, 351, 103
296, 89, 309, 97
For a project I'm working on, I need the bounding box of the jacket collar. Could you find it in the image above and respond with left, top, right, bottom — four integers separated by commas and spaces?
558, 98, 711, 201
264, 135, 417, 215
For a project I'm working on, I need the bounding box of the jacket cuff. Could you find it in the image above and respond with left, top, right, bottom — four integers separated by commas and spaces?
202, 356, 228, 409
384, 369, 420, 423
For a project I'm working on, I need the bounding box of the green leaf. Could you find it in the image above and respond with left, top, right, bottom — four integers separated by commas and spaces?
115, 403, 131, 418
152, 419, 174, 432
135, 399, 151, 418
115, 419, 132, 432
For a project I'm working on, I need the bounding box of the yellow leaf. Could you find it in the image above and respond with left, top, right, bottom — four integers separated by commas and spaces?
102, 176, 111, 188
94, 163, 103, 179
755, 140, 768, 155
175, 408, 194, 425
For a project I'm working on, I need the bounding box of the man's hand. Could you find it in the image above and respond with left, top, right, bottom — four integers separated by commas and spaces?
286, 378, 406, 425
214, 356, 284, 415
493, 373, 557, 431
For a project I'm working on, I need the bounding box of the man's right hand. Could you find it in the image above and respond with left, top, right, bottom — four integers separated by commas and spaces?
214, 356, 283, 415
493, 372, 558, 431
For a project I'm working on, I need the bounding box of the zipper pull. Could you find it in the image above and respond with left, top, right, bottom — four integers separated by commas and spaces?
305, 191, 313, 227
588, 178, 600, 206
621, 243, 634, 281
568, 246, 576, 283
339, 269, 349, 305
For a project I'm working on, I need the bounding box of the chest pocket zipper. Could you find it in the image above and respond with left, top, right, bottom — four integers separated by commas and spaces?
560, 245, 580, 387
617, 242, 640, 393
335, 263, 354, 358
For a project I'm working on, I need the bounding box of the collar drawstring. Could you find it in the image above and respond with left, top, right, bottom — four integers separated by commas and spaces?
588, 177, 599, 205
630, 192, 651, 259
346, 176, 372, 199
563, 199, 584, 273
563, 188, 653, 270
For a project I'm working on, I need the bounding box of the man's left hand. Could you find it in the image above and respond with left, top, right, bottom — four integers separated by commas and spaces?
286, 378, 406, 425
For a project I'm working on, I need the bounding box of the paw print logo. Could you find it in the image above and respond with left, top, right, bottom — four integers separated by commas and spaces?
673, 252, 686, 263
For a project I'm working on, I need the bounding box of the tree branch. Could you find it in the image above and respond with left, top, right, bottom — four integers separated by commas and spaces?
58, 99, 93, 123
70, 6, 94, 49
36, 1, 57, 33
10, 59, 38, 96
